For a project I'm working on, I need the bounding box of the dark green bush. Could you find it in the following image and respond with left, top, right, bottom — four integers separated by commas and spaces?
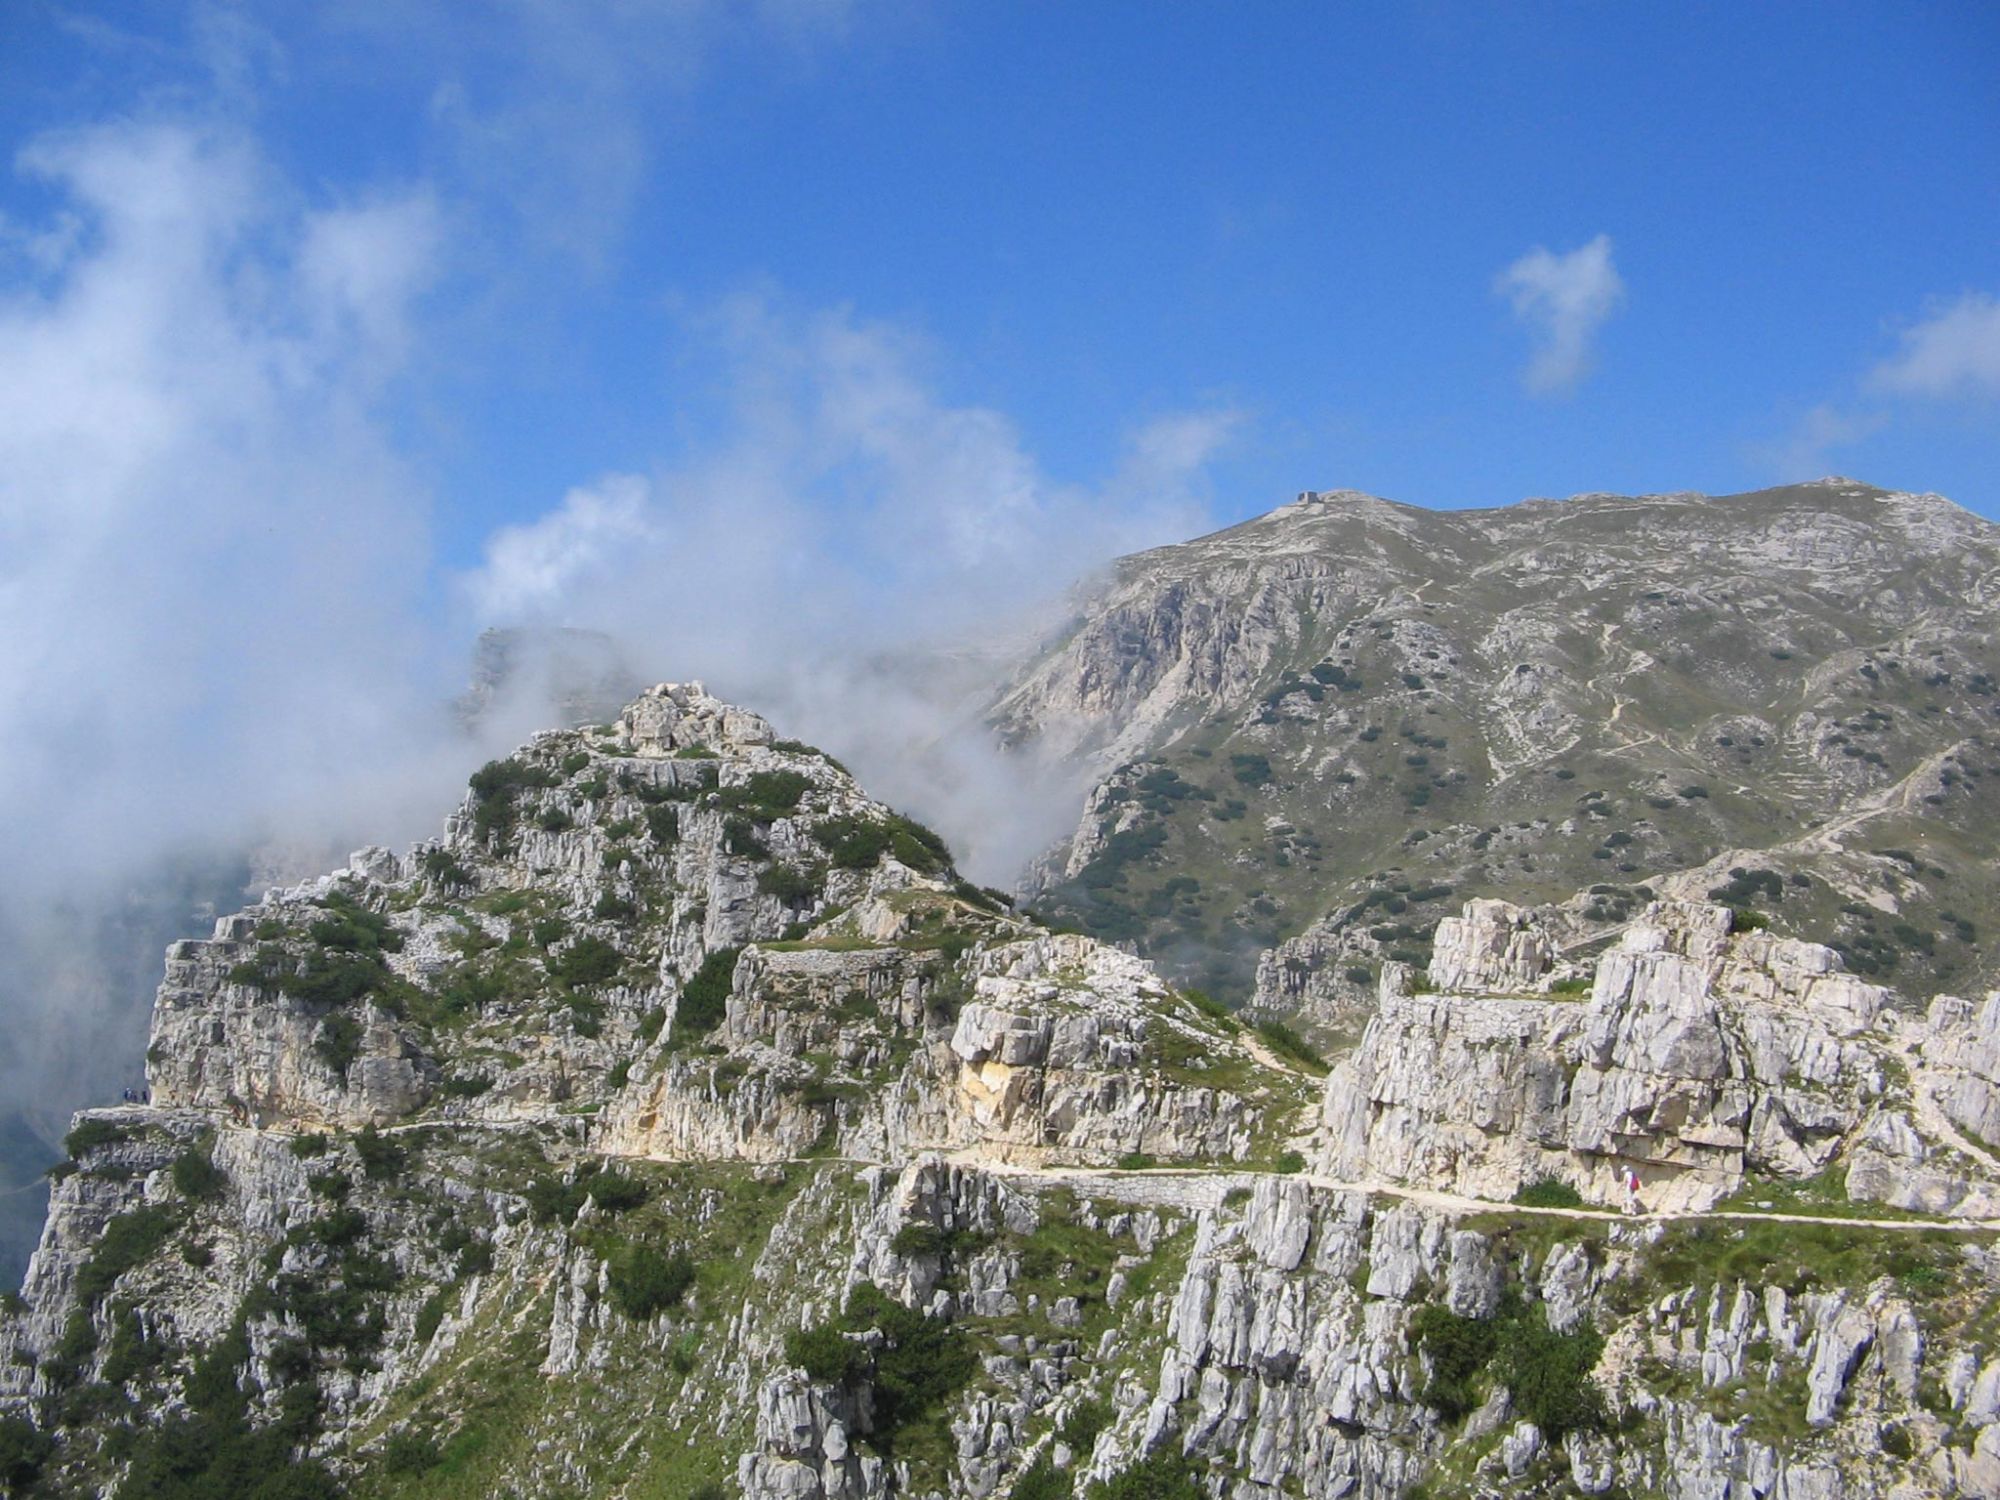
607, 1245, 696, 1319
421, 849, 471, 888
0, 1416, 52, 1491
171, 1149, 227, 1202
1058, 1397, 1110, 1453
785, 1323, 867, 1383
720, 770, 813, 817
583, 1170, 649, 1213
1229, 753, 1273, 786
889, 1224, 951, 1258
644, 804, 680, 845
721, 815, 770, 859
1090, 1448, 1204, 1500
757, 863, 819, 902
673, 947, 742, 1041
119, 1322, 339, 1499
1513, 1177, 1584, 1209
354, 1125, 407, 1181
288, 1133, 328, 1159
786, 1283, 976, 1450
64, 1117, 130, 1157
468, 756, 559, 843
307, 893, 402, 956
1410, 1304, 1497, 1419
1015, 1455, 1073, 1500
813, 815, 892, 868
76, 1204, 181, 1306
1494, 1308, 1605, 1439
811, 813, 953, 875
382, 1428, 442, 1475
314, 1013, 362, 1075
593, 891, 639, 922
549, 935, 623, 988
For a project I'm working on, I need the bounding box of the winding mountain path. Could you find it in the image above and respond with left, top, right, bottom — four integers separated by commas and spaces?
961, 1157, 2000, 1233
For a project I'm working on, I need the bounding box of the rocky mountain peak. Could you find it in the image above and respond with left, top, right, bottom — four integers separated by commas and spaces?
12, 494, 2000, 1500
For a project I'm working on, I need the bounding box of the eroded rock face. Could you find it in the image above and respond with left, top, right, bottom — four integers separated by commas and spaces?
1320, 900, 1895, 1208
1426, 900, 1556, 995
621, 680, 775, 754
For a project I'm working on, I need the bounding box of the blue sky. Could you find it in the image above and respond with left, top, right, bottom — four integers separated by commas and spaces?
4, 2, 1994, 580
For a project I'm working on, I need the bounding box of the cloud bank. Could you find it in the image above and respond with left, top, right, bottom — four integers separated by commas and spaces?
1495, 233, 1625, 395
461, 297, 1235, 879
1868, 291, 2000, 401
0, 113, 1234, 1189
0, 118, 486, 1163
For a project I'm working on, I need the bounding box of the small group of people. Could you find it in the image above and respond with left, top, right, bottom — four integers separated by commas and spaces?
1622, 1165, 1644, 1215
118, 1085, 150, 1105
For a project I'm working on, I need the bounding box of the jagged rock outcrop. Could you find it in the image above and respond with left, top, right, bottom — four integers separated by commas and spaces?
7, 683, 2000, 1500
1319, 899, 1909, 1209
1425, 899, 1556, 995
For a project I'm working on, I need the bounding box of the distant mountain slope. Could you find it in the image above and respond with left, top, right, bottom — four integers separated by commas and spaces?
992, 480, 2000, 1013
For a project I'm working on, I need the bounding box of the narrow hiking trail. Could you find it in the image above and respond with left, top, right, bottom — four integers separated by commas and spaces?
299, 1109, 2000, 1234
955, 1156, 2000, 1233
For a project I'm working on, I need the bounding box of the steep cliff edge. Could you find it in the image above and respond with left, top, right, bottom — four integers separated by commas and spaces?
5, 687, 2000, 1499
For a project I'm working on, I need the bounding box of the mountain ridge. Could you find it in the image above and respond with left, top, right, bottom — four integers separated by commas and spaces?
992, 479, 2000, 1014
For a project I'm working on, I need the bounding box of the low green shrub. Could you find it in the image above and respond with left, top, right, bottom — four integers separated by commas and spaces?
354, 1125, 407, 1181
1015, 1455, 1073, 1500
607, 1245, 696, 1319
673, 947, 743, 1041
64, 1118, 129, 1157
314, 1013, 362, 1075
1513, 1177, 1585, 1209
0, 1417, 54, 1491
1058, 1397, 1110, 1453
549, 935, 623, 988
171, 1148, 227, 1202
1254, 1019, 1329, 1075
76, 1204, 180, 1306
1090, 1448, 1204, 1500
758, 863, 819, 902
787, 1283, 975, 1450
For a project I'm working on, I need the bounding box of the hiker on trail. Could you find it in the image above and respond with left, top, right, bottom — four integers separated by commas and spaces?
1623, 1167, 1643, 1215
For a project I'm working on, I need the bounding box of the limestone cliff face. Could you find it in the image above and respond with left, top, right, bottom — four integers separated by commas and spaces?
6, 687, 2000, 1500
1317, 899, 1932, 1210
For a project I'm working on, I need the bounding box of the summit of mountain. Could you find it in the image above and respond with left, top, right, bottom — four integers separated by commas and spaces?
992, 480, 2000, 1012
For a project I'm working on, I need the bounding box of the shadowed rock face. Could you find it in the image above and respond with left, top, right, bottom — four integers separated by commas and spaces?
988, 480, 2000, 1011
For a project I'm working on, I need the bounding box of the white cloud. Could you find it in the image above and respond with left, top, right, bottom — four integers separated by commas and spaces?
1495, 233, 1625, 395
458, 297, 1235, 878
1868, 291, 2000, 400
0, 119, 473, 1124
468, 475, 658, 620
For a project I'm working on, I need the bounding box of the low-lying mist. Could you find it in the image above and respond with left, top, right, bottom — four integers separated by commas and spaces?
0, 120, 1229, 1282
